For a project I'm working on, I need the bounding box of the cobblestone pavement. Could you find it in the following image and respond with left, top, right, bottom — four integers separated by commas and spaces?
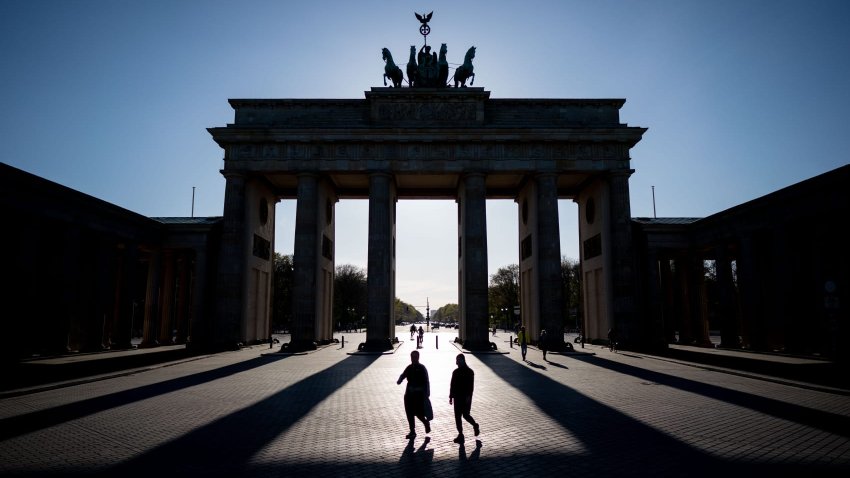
1, 327, 849, 477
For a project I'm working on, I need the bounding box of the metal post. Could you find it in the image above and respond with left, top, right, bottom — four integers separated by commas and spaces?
652, 185, 656, 219
510, 335, 513, 348
342, 336, 345, 348
436, 335, 439, 349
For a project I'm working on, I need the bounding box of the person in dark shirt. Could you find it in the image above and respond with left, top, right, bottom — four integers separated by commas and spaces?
397, 350, 431, 439
449, 353, 480, 444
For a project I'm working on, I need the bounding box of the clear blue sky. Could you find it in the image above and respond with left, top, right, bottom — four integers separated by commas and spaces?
3, 1, 849, 310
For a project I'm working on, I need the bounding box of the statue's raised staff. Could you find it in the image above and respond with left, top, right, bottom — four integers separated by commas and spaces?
453, 46, 475, 87
382, 48, 403, 88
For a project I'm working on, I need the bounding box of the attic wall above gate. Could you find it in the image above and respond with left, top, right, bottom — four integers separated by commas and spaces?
208, 88, 646, 200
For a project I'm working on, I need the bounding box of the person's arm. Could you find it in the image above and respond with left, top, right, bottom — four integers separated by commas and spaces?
397, 366, 408, 385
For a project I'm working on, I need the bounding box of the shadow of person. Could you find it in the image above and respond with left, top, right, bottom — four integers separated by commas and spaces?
546, 360, 569, 369
525, 360, 547, 370
416, 437, 433, 463
400, 438, 415, 462
458, 438, 482, 462
469, 440, 482, 461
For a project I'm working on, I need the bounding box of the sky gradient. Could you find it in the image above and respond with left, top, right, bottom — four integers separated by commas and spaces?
2, 0, 849, 311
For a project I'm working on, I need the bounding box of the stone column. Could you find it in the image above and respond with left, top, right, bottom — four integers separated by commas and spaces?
659, 255, 676, 342
158, 250, 175, 345
535, 173, 566, 349
58, 226, 82, 353
674, 254, 696, 344
188, 246, 208, 349
141, 248, 161, 347
645, 246, 665, 346
112, 242, 138, 349
458, 173, 490, 350
93, 235, 116, 350
607, 170, 639, 348
175, 252, 190, 344
691, 253, 711, 346
737, 234, 761, 349
365, 173, 395, 351
214, 172, 248, 350
289, 173, 320, 351
715, 244, 739, 349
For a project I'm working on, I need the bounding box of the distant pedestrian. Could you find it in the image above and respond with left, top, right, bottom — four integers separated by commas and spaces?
492, 326, 497, 336
518, 326, 528, 361
608, 327, 618, 352
418, 326, 424, 348
449, 354, 480, 444
397, 350, 431, 439
539, 329, 548, 360
410, 324, 416, 340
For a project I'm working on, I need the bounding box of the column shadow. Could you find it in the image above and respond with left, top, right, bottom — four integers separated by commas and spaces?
0, 354, 290, 441
569, 354, 850, 438
99, 354, 380, 477
475, 353, 842, 476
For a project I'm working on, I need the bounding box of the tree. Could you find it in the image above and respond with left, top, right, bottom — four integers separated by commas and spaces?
272, 253, 294, 332
561, 256, 582, 331
489, 264, 519, 328
394, 298, 424, 324
334, 264, 367, 331
431, 303, 459, 325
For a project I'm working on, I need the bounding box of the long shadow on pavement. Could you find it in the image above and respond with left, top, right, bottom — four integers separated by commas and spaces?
570, 354, 850, 438
475, 353, 844, 476
98, 353, 380, 477
0, 354, 290, 441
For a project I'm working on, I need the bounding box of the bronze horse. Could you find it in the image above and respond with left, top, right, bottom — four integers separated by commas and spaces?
382, 48, 403, 88
453, 46, 475, 87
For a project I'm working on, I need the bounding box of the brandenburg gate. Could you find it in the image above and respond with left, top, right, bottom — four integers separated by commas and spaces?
207, 86, 645, 352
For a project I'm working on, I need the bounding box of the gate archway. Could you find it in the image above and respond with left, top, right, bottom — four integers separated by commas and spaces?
208, 88, 646, 351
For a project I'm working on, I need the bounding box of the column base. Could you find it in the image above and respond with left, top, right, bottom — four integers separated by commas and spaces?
280, 340, 317, 352
461, 340, 497, 351
544, 339, 575, 353
358, 338, 393, 352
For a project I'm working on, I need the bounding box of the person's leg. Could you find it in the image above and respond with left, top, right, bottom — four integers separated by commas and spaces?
404, 395, 416, 435
463, 410, 479, 436
454, 403, 463, 433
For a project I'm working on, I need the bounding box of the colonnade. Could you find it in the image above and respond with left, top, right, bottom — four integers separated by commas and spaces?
258, 170, 574, 352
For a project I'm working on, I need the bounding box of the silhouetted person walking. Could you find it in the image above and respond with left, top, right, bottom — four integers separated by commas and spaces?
397, 350, 431, 439
539, 329, 548, 360
518, 326, 528, 361
608, 327, 618, 352
449, 354, 479, 444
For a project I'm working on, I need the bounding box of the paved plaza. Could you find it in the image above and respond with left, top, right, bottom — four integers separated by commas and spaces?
1, 326, 849, 477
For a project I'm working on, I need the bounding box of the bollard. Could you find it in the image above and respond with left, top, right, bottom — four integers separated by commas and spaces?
510, 335, 513, 348
436, 335, 439, 349
342, 336, 345, 348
